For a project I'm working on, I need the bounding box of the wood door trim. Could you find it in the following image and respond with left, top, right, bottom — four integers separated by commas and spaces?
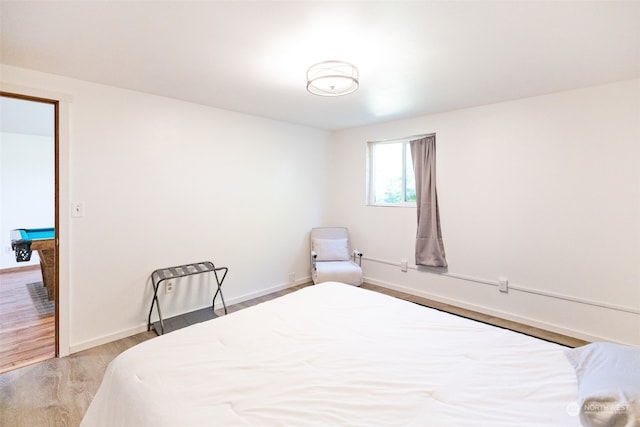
0, 91, 60, 357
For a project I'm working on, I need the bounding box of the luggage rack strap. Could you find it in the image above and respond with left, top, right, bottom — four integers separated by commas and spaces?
153, 261, 216, 280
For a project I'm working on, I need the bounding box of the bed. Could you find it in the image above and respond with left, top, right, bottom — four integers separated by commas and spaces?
80, 282, 638, 427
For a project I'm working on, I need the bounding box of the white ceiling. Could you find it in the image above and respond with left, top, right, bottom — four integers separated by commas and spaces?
1, 1, 639, 131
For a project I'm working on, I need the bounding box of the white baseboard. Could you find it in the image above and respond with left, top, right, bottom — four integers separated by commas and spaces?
364, 276, 614, 345
70, 324, 150, 354
220, 275, 312, 309
69, 276, 313, 354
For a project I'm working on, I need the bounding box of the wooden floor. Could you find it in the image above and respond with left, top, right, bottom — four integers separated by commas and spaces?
0, 266, 55, 374
0, 282, 587, 427
360, 283, 588, 348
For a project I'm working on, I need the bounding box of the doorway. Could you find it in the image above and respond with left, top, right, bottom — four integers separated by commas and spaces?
0, 93, 58, 372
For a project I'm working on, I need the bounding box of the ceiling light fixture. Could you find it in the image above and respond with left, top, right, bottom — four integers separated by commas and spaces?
306, 60, 359, 97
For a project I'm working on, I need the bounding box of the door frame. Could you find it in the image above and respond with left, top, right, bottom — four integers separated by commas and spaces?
1, 91, 59, 356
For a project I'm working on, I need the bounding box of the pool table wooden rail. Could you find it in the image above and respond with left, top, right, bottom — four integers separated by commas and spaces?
10, 228, 56, 301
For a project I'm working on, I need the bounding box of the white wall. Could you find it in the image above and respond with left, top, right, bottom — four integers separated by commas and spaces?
0, 132, 55, 268
1, 65, 332, 352
329, 79, 640, 345
3, 63, 638, 351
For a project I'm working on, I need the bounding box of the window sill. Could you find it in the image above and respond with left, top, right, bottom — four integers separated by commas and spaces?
366, 203, 416, 208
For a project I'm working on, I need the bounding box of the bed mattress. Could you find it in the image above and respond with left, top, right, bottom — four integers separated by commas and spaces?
81, 282, 581, 426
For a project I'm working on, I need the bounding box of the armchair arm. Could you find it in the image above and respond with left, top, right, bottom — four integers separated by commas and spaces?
352, 250, 363, 266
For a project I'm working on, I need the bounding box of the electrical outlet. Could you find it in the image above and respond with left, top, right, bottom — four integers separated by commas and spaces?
400, 260, 408, 272
498, 277, 509, 293
166, 282, 174, 293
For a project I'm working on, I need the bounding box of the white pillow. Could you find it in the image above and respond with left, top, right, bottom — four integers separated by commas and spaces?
312, 238, 349, 261
564, 342, 640, 427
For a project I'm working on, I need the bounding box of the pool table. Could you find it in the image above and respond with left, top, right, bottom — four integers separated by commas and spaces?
11, 227, 56, 301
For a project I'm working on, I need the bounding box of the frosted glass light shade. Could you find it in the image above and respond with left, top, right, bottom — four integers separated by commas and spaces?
306, 60, 359, 97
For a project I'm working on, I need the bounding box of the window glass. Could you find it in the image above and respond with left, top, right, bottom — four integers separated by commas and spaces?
371, 142, 403, 204
368, 138, 419, 206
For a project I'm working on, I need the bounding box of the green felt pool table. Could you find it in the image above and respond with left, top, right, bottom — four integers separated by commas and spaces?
11, 227, 56, 301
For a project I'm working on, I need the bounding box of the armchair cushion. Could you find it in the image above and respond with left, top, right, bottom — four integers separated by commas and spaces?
312, 238, 349, 261
314, 261, 363, 286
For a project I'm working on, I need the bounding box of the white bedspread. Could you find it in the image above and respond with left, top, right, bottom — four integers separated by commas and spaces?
81, 282, 581, 426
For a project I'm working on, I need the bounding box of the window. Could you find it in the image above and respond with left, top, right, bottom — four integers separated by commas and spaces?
367, 138, 417, 206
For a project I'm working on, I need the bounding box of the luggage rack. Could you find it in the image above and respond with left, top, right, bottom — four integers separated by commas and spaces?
147, 261, 227, 335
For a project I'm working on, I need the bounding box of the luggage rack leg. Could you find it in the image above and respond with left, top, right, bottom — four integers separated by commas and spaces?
147, 279, 165, 333
212, 266, 228, 315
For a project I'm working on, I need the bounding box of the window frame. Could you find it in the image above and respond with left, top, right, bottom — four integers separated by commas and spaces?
366, 136, 423, 207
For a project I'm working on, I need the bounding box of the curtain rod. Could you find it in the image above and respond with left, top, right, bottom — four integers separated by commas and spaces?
369, 132, 435, 143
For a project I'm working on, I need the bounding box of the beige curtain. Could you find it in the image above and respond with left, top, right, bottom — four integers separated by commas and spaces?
410, 135, 447, 267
